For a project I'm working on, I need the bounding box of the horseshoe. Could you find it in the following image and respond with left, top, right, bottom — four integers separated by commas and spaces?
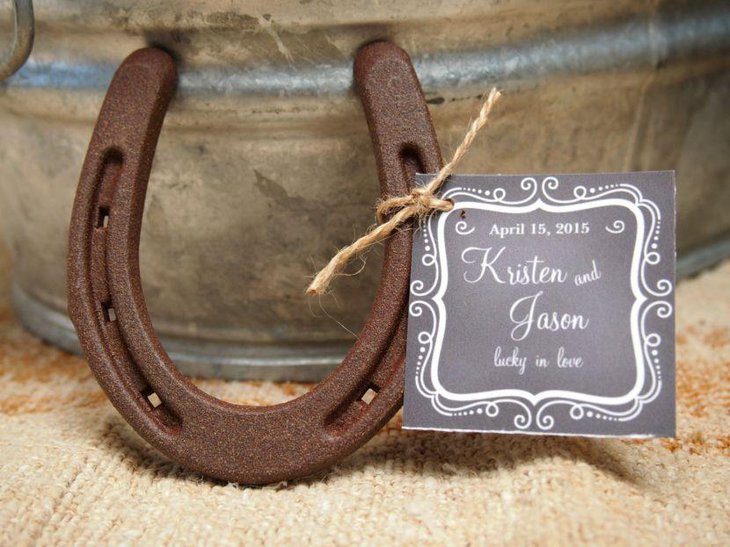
67, 42, 442, 484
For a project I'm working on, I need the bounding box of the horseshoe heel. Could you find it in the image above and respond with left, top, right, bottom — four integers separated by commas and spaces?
67, 42, 442, 484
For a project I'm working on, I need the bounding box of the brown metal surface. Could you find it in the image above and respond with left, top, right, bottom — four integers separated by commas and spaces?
67, 43, 442, 484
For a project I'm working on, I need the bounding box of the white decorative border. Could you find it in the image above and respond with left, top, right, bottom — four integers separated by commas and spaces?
410, 176, 673, 431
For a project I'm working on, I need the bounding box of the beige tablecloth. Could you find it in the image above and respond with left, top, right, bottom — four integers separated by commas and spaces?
1, 241, 728, 545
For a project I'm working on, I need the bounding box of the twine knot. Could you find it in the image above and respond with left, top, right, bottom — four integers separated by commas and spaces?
307, 87, 502, 296
376, 186, 454, 225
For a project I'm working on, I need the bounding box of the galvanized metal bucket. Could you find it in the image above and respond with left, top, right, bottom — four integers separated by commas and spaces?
1, 0, 729, 380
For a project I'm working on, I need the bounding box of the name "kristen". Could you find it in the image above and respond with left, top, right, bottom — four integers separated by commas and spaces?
461, 246, 567, 286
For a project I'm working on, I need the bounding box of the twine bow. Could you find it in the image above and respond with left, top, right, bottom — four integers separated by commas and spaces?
307, 87, 502, 296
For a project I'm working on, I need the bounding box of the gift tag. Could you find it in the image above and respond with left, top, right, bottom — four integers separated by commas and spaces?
403, 172, 675, 437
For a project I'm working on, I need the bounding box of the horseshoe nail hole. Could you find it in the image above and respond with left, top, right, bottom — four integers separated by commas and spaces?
140, 388, 181, 431
146, 391, 162, 408
325, 382, 381, 432
102, 304, 116, 323
459, 210, 467, 219
361, 387, 378, 405
97, 206, 110, 228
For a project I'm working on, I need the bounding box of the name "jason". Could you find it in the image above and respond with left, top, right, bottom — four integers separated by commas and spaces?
509, 291, 589, 341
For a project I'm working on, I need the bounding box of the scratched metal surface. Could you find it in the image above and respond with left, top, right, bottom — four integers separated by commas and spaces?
0, 1, 729, 379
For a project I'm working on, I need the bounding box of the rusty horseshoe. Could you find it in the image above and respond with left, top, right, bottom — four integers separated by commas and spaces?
67, 42, 442, 484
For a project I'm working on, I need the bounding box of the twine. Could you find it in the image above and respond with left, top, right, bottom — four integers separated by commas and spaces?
307, 87, 502, 296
